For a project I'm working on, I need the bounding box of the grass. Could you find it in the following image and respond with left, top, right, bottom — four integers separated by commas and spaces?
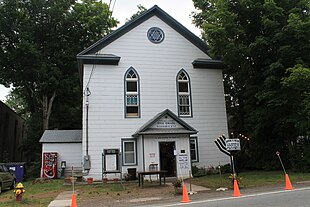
1, 171, 310, 206
0, 179, 71, 207
191, 171, 310, 189
0, 179, 137, 207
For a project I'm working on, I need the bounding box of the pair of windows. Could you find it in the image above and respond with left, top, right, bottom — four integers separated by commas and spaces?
124, 68, 192, 118
121, 138, 198, 166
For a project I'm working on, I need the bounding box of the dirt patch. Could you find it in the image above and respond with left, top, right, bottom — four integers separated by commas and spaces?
77, 183, 176, 207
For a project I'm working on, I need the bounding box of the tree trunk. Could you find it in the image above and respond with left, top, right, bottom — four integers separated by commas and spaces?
42, 91, 56, 130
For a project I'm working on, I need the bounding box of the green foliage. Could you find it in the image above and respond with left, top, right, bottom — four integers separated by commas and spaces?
193, 0, 310, 169
127, 4, 147, 21
0, 0, 118, 161
26, 161, 42, 180
172, 178, 182, 187
282, 65, 310, 136
192, 164, 231, 177
229, 173, 243, 186
192, 165, 207, 177
289, 136, 310, 172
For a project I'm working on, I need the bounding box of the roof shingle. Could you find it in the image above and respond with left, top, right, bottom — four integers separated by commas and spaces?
39, 130, 82, 143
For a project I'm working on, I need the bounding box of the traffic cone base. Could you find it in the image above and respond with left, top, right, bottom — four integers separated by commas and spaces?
180, 184, 191, 203
71, 193, 77, 207
233, 179, 242, 197
284, 174, 293, 190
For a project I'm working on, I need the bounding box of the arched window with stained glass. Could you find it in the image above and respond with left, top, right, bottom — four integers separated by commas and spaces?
176, 69, 192, 117
124, 67, 140, 118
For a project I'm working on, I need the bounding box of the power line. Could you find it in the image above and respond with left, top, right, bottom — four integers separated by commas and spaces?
111, 0, 117, 16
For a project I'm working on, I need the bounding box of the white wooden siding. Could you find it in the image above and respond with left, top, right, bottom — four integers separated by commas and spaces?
42, 143, 82, 178
82, 16, 229, 179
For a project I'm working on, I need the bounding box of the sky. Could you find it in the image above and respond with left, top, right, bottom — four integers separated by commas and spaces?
0, 0, 200, 102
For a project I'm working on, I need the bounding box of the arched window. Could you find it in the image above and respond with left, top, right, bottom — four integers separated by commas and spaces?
177, 69, 192, 117
124, 67, 140, 118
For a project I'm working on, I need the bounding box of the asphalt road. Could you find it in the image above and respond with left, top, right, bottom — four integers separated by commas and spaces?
140, 187, 310, 207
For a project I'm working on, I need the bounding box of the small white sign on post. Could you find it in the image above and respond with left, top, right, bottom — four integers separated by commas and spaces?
225, 139, 241, 151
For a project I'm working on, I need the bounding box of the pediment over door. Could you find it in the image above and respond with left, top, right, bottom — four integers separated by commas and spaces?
132, 109, 197, 137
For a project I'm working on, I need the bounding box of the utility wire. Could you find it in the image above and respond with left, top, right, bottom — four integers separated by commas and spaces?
83, 53, 98, 96
111, 0, 117, 16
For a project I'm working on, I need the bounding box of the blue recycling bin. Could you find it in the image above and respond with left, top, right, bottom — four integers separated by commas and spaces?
5, 162, 26, 182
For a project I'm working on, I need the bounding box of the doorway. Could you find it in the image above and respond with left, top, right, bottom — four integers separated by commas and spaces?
159, 142, 176, 177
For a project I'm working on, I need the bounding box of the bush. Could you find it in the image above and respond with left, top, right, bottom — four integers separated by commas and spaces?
192, 165, 217, 177
192, 166, 207, 177
289, 137, 310, 172
219, 164, 231, 174
172, 178, 183, 188
26, 161, 41, 179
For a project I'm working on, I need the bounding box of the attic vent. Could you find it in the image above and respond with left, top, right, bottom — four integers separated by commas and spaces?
147, 27, 164, 44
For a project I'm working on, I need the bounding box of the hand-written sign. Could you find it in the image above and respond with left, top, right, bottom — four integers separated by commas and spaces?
225, 139, 241, 151
178, 154, 189, 169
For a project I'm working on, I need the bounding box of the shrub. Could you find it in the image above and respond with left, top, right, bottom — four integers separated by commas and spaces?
172, 178, 182, 188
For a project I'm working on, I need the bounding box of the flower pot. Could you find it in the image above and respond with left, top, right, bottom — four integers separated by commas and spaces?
65, 176, 77, 184
87, 177, 93, 184
175, 187, 183, 195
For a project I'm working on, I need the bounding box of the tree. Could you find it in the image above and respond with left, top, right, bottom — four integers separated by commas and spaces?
0, 0, 118, 161
282, 65, 310, 136
192, 0, 310, 169
127, 4, 147, 21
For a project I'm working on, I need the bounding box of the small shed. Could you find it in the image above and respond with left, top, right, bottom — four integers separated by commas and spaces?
39, 130, 82, 178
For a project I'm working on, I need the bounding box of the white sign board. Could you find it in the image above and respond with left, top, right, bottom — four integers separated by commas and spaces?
225, 139, 241, 151
178, 154, 189, 169
106, 154, 117, 171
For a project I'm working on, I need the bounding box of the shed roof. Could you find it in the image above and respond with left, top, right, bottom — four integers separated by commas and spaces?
39, 130, 82, 143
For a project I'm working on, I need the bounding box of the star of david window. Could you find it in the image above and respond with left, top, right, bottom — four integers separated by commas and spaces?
147, 27, 164, 43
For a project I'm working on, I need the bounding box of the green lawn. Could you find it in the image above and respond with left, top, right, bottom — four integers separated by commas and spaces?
191, 171, 310, 189
0, 180, 71, 207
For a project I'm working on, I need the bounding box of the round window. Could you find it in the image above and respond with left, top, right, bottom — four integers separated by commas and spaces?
147, 27, 164, 44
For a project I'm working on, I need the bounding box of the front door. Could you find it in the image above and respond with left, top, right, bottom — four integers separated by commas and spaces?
159, 142, 176, 177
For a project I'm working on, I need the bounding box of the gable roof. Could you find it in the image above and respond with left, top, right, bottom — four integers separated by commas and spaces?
77, 5, 209, 56
76, 5, 225, 82
133, 109, 198, 137
39, 130, 82, 143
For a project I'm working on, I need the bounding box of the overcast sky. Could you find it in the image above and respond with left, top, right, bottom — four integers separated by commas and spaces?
0, 0, 200, 102
106, 0, 200, 35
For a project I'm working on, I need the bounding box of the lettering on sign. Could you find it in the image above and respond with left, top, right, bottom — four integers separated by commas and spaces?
104, 149, 119, 155
178, 154, 189, 169
225, 139, 241, 151
155, 120, 177, 128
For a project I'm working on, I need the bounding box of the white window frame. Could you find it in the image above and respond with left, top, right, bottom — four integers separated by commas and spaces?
190, 137, 199, 162
122, 139, 137, 166
177, 70, 192, 117
124, 68, 140, 118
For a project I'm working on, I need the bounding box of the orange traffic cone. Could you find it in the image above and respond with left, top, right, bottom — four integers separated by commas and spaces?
233, 179, 242, 197
71, 193, 77, 207
180, 184, 191, 203
284, 174, 293, 190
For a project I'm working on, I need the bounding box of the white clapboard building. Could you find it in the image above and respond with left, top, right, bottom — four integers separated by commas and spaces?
75, 5, 229, 180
